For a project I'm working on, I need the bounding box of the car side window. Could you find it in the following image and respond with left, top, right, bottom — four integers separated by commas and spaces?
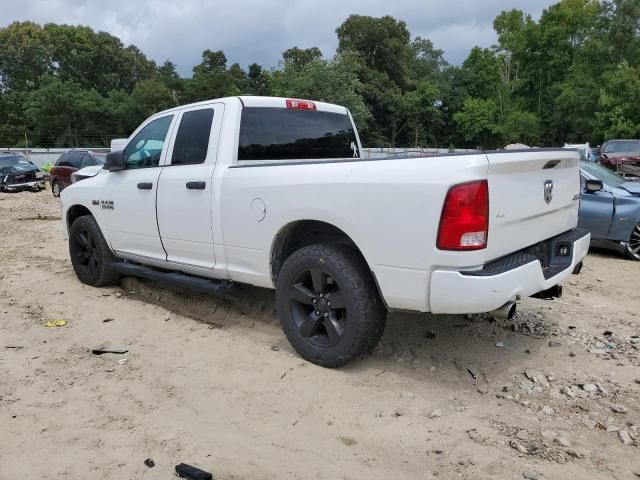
81, 154, 93, 168
171, 109, 214, 165
124, 115, 174, 169
57, 153, 71, 167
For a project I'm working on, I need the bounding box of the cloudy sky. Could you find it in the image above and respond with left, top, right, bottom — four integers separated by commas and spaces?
1, 0, 556, 76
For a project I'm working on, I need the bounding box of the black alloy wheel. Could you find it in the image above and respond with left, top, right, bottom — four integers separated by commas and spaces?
288, 267, 347, 348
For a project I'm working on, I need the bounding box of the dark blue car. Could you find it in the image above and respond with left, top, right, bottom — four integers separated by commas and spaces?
579, 161, 640, 260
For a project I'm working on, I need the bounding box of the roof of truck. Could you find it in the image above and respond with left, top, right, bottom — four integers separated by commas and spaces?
149, 96, 349, 119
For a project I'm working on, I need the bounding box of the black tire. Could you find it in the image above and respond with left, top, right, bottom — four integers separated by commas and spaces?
51, 180, 61, 197
69, 215, 121, 287
623, 222, 640, 261
276, 243, 386, 368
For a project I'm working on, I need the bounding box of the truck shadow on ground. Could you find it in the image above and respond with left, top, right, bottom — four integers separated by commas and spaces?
121, 276, 554, 388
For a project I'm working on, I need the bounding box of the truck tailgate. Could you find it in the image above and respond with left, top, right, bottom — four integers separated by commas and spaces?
485, 149, 580, 261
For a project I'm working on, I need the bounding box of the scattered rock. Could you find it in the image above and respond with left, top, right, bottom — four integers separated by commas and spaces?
581, 417, 597, 429
424, 330, 436, 339
610, 404, 627, 414
477, 386, 489, 395
114, 292, 122, 298
516, 430, 529, 441
541, 430, 557, 442
581, 383, 598, 393
455, 406, 466, 412
429, 409, 442, 419
618, 429, 633, 446
393, 408, 405, 417
523, 471, 539, 480
510, 440, 528, 454
540, 405, 555, 416
467, 428, 489, 444
565, 448, 585, 459
338, 435, 357, 447
524, 369, 549, 387
270, 346, 280, 351
560, 386, 575, 398
569, 352, 576, 357
554, 436, 571, 447
548, 341, 561, 347
496, 341, 504, 348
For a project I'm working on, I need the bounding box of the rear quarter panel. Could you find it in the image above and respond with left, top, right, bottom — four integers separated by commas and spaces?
219, 154, 489, 311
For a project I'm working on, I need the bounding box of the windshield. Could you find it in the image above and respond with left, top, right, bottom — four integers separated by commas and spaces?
604, 140, 640, 153
95, 155, 106, 165
0, 156, 35, 174
581, 160, 626, 187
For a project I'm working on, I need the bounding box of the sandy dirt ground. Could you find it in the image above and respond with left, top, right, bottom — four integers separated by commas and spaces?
1, 189, 639, 480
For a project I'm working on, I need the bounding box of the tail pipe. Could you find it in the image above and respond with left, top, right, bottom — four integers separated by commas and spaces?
489, 301, 517, 320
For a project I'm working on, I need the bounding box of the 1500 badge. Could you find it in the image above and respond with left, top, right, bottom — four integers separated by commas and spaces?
92, 200, 114, 210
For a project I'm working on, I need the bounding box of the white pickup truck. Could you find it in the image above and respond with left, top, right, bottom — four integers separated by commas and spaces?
61, 96, 589, 367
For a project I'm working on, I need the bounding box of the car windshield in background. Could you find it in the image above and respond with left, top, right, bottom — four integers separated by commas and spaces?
95, 155, 106, 165
604, 140, 640, 153
238, 108, 358, 161
0, 156, 34, 174
581, 160, 626, 187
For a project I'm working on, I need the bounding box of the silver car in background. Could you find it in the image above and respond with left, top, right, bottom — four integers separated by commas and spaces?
579, 161, 640, 260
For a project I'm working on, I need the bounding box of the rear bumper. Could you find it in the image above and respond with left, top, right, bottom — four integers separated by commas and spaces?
429, 228, 590, 314
3, 180, 46, 192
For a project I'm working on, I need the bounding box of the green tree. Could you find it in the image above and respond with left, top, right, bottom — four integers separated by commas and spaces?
0, 21, 50, 91
595, 61, 640, 138
453, 97, 498, 148
270, 51, 371, 128
282, 46, 323, 70
25, 76, 105, 146
336, 15, 411, 89
184, 49, 239, 102
493, 110, 541, 145
246, 63, 270, 95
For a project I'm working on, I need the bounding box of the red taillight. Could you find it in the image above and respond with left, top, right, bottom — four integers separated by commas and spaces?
437, 180, 489, 251
286, 99, 316, 111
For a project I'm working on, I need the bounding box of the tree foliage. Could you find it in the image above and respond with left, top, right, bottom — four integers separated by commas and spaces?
1, 2, 640, 148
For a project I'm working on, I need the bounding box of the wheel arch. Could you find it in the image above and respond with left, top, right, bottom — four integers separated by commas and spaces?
270, 219, 377, 286
66, 204, 93, 231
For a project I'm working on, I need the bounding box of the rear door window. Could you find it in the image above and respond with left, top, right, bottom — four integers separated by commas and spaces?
171, 109, 214, 165
238, 107, 358, 161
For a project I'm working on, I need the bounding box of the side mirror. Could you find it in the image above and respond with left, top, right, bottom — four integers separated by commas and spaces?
585, 179, 603, 193
105, 151, 125, 172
